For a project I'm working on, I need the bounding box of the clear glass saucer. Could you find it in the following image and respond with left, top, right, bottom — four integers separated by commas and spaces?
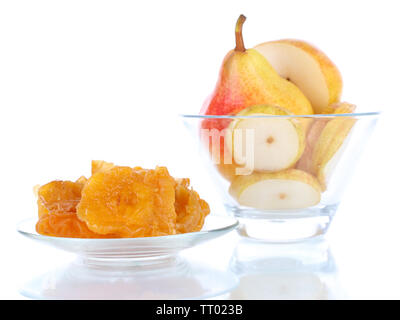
17, 215, 238, 264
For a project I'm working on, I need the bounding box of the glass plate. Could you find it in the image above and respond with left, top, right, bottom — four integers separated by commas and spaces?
18, 215, 239, 299
17, 215, 238, 261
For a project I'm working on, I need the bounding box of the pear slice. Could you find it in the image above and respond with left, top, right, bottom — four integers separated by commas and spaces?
311, 115, 356, 190
225, 105, 305, 173
254, 40, 342, 114
229, 169, 321, 210
296, 119, 330, 173
322, 101, 356, 115
296, 102, 356, 179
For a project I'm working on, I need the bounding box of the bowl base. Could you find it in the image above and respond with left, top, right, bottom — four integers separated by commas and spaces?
226, 204, 337, 243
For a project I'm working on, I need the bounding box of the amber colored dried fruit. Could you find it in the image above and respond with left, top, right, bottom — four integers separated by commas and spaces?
36, 211, 110, 238
174, 178, 210, 233
76, 166, 177, 237
36, 162, 211, 238
35, 180, 107, 238
91, 160, 114, 175
37, 180, 83, 219
75, 175, 88, 187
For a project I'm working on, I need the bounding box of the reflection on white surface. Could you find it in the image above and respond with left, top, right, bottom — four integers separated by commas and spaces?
229, 238, 345, 299
230, 273, 329, 300
20, 255, 238, 300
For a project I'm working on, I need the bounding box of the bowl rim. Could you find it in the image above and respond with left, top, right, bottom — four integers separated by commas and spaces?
180, 111, 381, 119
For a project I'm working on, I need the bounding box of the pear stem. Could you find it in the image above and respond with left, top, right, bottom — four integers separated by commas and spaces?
235, 14, 246, 52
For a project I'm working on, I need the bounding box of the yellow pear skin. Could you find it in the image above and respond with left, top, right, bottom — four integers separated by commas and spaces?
202, 16, 313, 118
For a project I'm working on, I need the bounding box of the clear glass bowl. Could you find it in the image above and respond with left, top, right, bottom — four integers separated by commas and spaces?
17, 215, 238, 263
182, 111, 380, 242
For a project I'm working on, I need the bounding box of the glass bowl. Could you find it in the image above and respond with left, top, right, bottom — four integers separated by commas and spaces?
182, 111, 380, 242
17, 215, 238, 266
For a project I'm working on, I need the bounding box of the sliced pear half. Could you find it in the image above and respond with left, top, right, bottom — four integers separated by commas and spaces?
296, 102, 356, 181
229, 169, 321, 210
311, 115, 356, 190
254, 40, 342, 114
323, 101, 356, 115
226, 105, 305, 173
296, 118, 330, 173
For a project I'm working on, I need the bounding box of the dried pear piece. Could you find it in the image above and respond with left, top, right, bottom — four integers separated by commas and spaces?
174, 178, 210, 233
37, 180, 82, 218
36, 211, 110, 238
35, 180, 107, 238
77, 166, 177, 237
75, 176, 88, 187
91, 160, 115, 175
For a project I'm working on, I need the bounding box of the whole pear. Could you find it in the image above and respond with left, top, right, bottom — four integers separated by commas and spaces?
201, 15, 313, 126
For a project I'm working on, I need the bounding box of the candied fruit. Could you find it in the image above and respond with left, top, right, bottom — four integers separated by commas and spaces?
76, 166, 177, 237
75, 175, 88, 187
174, 178, 210, 233
37, 180, 83, 218
91, 160, 114, 175
36, 211, 110, 238
35, 180, 105, 238
36, 162, 211, 238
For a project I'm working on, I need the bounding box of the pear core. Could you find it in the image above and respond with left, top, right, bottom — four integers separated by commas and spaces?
266, 136, 275, 144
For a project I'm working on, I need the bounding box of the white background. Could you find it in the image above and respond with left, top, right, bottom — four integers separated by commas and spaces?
1, 0, 400, 299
